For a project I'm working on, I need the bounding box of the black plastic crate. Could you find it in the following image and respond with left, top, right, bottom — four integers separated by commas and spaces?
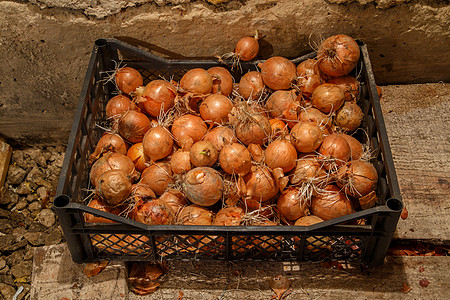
53, 38, 403, 266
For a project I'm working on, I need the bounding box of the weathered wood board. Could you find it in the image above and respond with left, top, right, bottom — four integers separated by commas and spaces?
380, 83, 450, 242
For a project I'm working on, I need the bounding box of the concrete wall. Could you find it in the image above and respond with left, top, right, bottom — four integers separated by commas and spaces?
0, 0, 449, 145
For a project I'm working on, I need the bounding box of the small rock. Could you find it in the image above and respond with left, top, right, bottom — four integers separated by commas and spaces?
26, 193, 39, 203
0, 283, 16, 299
0, 189, 19, 206
21, 209, 32, 220
10, 260, 32, 279
28, 222, 46, 232
17, 283, 31, 300
42, 149, 52, 161
35, 177, 52, 188
0, 274, 15, 286
36, 186, 50, 201
33, 152, 47, 168
0, 260, 5, 270
12, 227, 27, 243
45, 228, 63, 245
15, 198, 28, 210
24, 231, 45, 246
6, 165, 27, 185
25, 167, 44, 183
24, 246, 34, 261
0, 219, 13, 233
11, 150, 26, 168
15, 182, 34, 195
28, 201, 41, 212
36, 209, 56, 228
0, 264, 9, 275
6, 249, 25, 266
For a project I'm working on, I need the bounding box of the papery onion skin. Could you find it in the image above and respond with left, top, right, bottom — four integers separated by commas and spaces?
234, 36, 259, 61
115, 67, 143, 94
317, 134, 351, 168
208, 67, 234, 96
90, 152, 139, 187
235, 114, 271, 146
142, 126, 174, 162
298, 107, 331, 128
290, 122, 323, 153
160, 189, 188, 217
178, 204, 213, 226
298, 74, 323, 97
238, 71, 265, 100
182, 167, 224, 207
265, 138, 297, 173
334, 101, 364, 132
259, 56, 297, 90
202, 126, 237, 151
311, 83, 345, 114
127, 142, 148, 172
247, 143, 264, 163
277, 187, 309, 221
310, 185, 355, 221
219, 143, 252, 176
180, 68, 213, 94
140, 80, 177, 117
297, 59, 321, 77
294, 215, 324, 226
95, 169, 132, 207
328, 76, 360, 102
213, 206, 244, 226
269, 119, 288, 139
266, 89, 298, 118
118, 110, 151, 143
317, 34, 360, 77
199, 94, 234, 126
241, 198, 275, 219
140, 163, 174, 196
341, 134, 363, 160
337, 160, 378, 198
134, 199, 175, 225
85, 197, 121, 223
243, 166, 278, 202
290, 155, 328, 186
189, 141, 218, 167
171, 114, 208, 148
170, 150, 192, 174
89, 133, 128, 164
106, 95, 134, 120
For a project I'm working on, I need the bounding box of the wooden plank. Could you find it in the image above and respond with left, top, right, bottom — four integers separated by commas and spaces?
127, 256, 450, 299
0, 138, 12, 192
380, 83, 450, 242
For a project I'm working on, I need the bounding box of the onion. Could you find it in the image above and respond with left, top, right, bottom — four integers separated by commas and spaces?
311, 83, 345, 114
89, 132, 128, 164
170, 150, 192, 174
334, 101, 364, 132
160, 189, 188, 216
328, 76, 360, 102
317, 34, 360, 77
133, 199, 175, 225
238, 71, 265, 100
85, 197, 121, 223
199, 94, 234, 126
290, 122, 323, 153
341, 134, 363, 160
180, 68, 213, 94
131, 183, 156, 201
265, 138, 297, 173
95, 169, 132, 206
105, 95, 134, 120
142, 126, 174, 162
247, 143, 264, 163
290, 155, 328, 186
294, 215, 328, 250
207, 67, 233, 96
269, 118, 288, 139
182, 167, 224, 206
277, 187, 309, 221
297, 74, 323, 97
310, 184, 355, 221
243, 166, 278, 202
294, 215, 324, 226
283, 103, 301, 129
213, 206, 244, 226
118, 110, 151, 143
202, 126, 237, 151
171, 114, 208, 148
138, 80, 176, 117
189, 141, 218, 167
298, 107, 331, 128
235, 113, 271, 145
317, 133, 351, 170
90, 152, 139, 187
178, 205, 213, 226
234, 36, 259, 61
265, 89, 298, 118
259, 56, 297, 90
140, 163, 174, 196
219, 143, 252, 176
127, 142, 148, 172
337, 160, 378, 198
241, 198, 275, 219
115, 67, 143, 94
296, 59, 321, 77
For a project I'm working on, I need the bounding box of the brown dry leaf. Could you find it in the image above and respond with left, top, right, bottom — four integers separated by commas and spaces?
401, 206, 408, 220
269, 275, 291, 300
418, 266, 425, 273
128, 262, 169, 295
400, 283, 412, 294
130, 281, 161, 295
83, 261, 109, 277
419, 278, 430, 287
178, 290, 184, 300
